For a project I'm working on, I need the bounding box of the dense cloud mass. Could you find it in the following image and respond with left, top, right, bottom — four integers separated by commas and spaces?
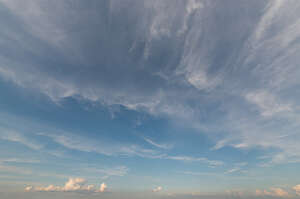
1, 0, 300, 166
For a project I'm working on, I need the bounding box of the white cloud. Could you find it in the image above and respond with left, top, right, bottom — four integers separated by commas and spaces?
186, 0, 203, 14
0, 158, 40, 164
234, 162, 248, 167
82, 166, 128, 179
185, 70, 220, 91
36, 185, 61, 192
211, 139, 228, 151
166, 155, 223, 167
0, 0, 67, 49
143, 137, 173, 150
38, 132, 161, 158
38, 132, 223, 167
97, 183, 107, 193
180, 171, 219, 177
245, 90, 291, 117
1, 0, 300, 169
225, 168, 241, 174
254, 0, 284, 41
83, 184, 95, 191
224, 162, 249, 174
153, 186, 162, 192
293, 184, 300, 196
25, 178, 107, 193
33, 178, 86, 192
255, 188, 290, 198
63, 178, 86, 191
25, 186, 33, 191
0, 164, 33, 175
0, 127, 42, 150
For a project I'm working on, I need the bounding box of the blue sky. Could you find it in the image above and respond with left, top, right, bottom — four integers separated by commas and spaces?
0, 0, 300, 198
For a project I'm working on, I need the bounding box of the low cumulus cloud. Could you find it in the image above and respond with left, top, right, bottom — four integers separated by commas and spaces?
153, 186, 162, 192
25, 178, 107, 193
24, 186, 33, 191
293, 185, 300, 196
98, 183, 107, 193
255, 188, 290, 198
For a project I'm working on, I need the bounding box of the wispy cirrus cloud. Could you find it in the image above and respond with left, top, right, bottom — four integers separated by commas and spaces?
81, 166, 128, 179
37, 132, 162, 158
0, 127, 42, 150
0, 158, 40, 164
40, 132, 223, 167
143, 137, 173, 150
245, 90, 292, 117
0, 1, 300, 192
166, 156, 223, 167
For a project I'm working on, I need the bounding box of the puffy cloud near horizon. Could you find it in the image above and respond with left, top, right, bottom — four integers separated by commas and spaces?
255, 188, 290, 198
24, 186, 33, 191
97, 183, 107, 193
293, 185, 300, 196
25, 178, 107, 193
63, 178, 86, 191
153, 186, 162, 192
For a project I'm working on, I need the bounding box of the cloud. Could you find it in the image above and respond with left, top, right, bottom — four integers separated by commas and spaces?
179, 171, 220, 177
63, 178, 86, 191
36, 185, 62, 192
24, 186, 33, 191
293, 185, 300, 196
166, 156, 224, 167
0, 127, 42, 150
253, 0, 284, 41
0, 164, 33, 175
25, 178, 107, 193
34, 178, 86, 192
0, 158, 40, 164
224, 162, 248, 174
143, 137, 173, 150
225, 168, 241, 174
153, 186, 162, 192
255, 188, 290, 198
234, 162, 248, 167
97, 183, 107, 193
0, 0, 300, 167
245, 90, 292, 117
37, 132, 161, 158
82, 166, 128, 179
83, 184, 95, 191
38, 132, 223, 167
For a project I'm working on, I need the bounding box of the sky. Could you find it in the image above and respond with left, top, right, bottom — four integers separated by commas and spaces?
0, 0, 300, 198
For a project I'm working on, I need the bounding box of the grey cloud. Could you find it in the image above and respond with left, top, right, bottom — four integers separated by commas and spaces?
0, 0, 300, 165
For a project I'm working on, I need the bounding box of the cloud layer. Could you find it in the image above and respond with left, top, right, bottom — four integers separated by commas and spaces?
0, 0, 300, 196
0, 0, 299, 166
25, 178, 107, 193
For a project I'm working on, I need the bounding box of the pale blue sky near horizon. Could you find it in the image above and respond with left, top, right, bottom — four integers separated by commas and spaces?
0, 0, 300, 198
